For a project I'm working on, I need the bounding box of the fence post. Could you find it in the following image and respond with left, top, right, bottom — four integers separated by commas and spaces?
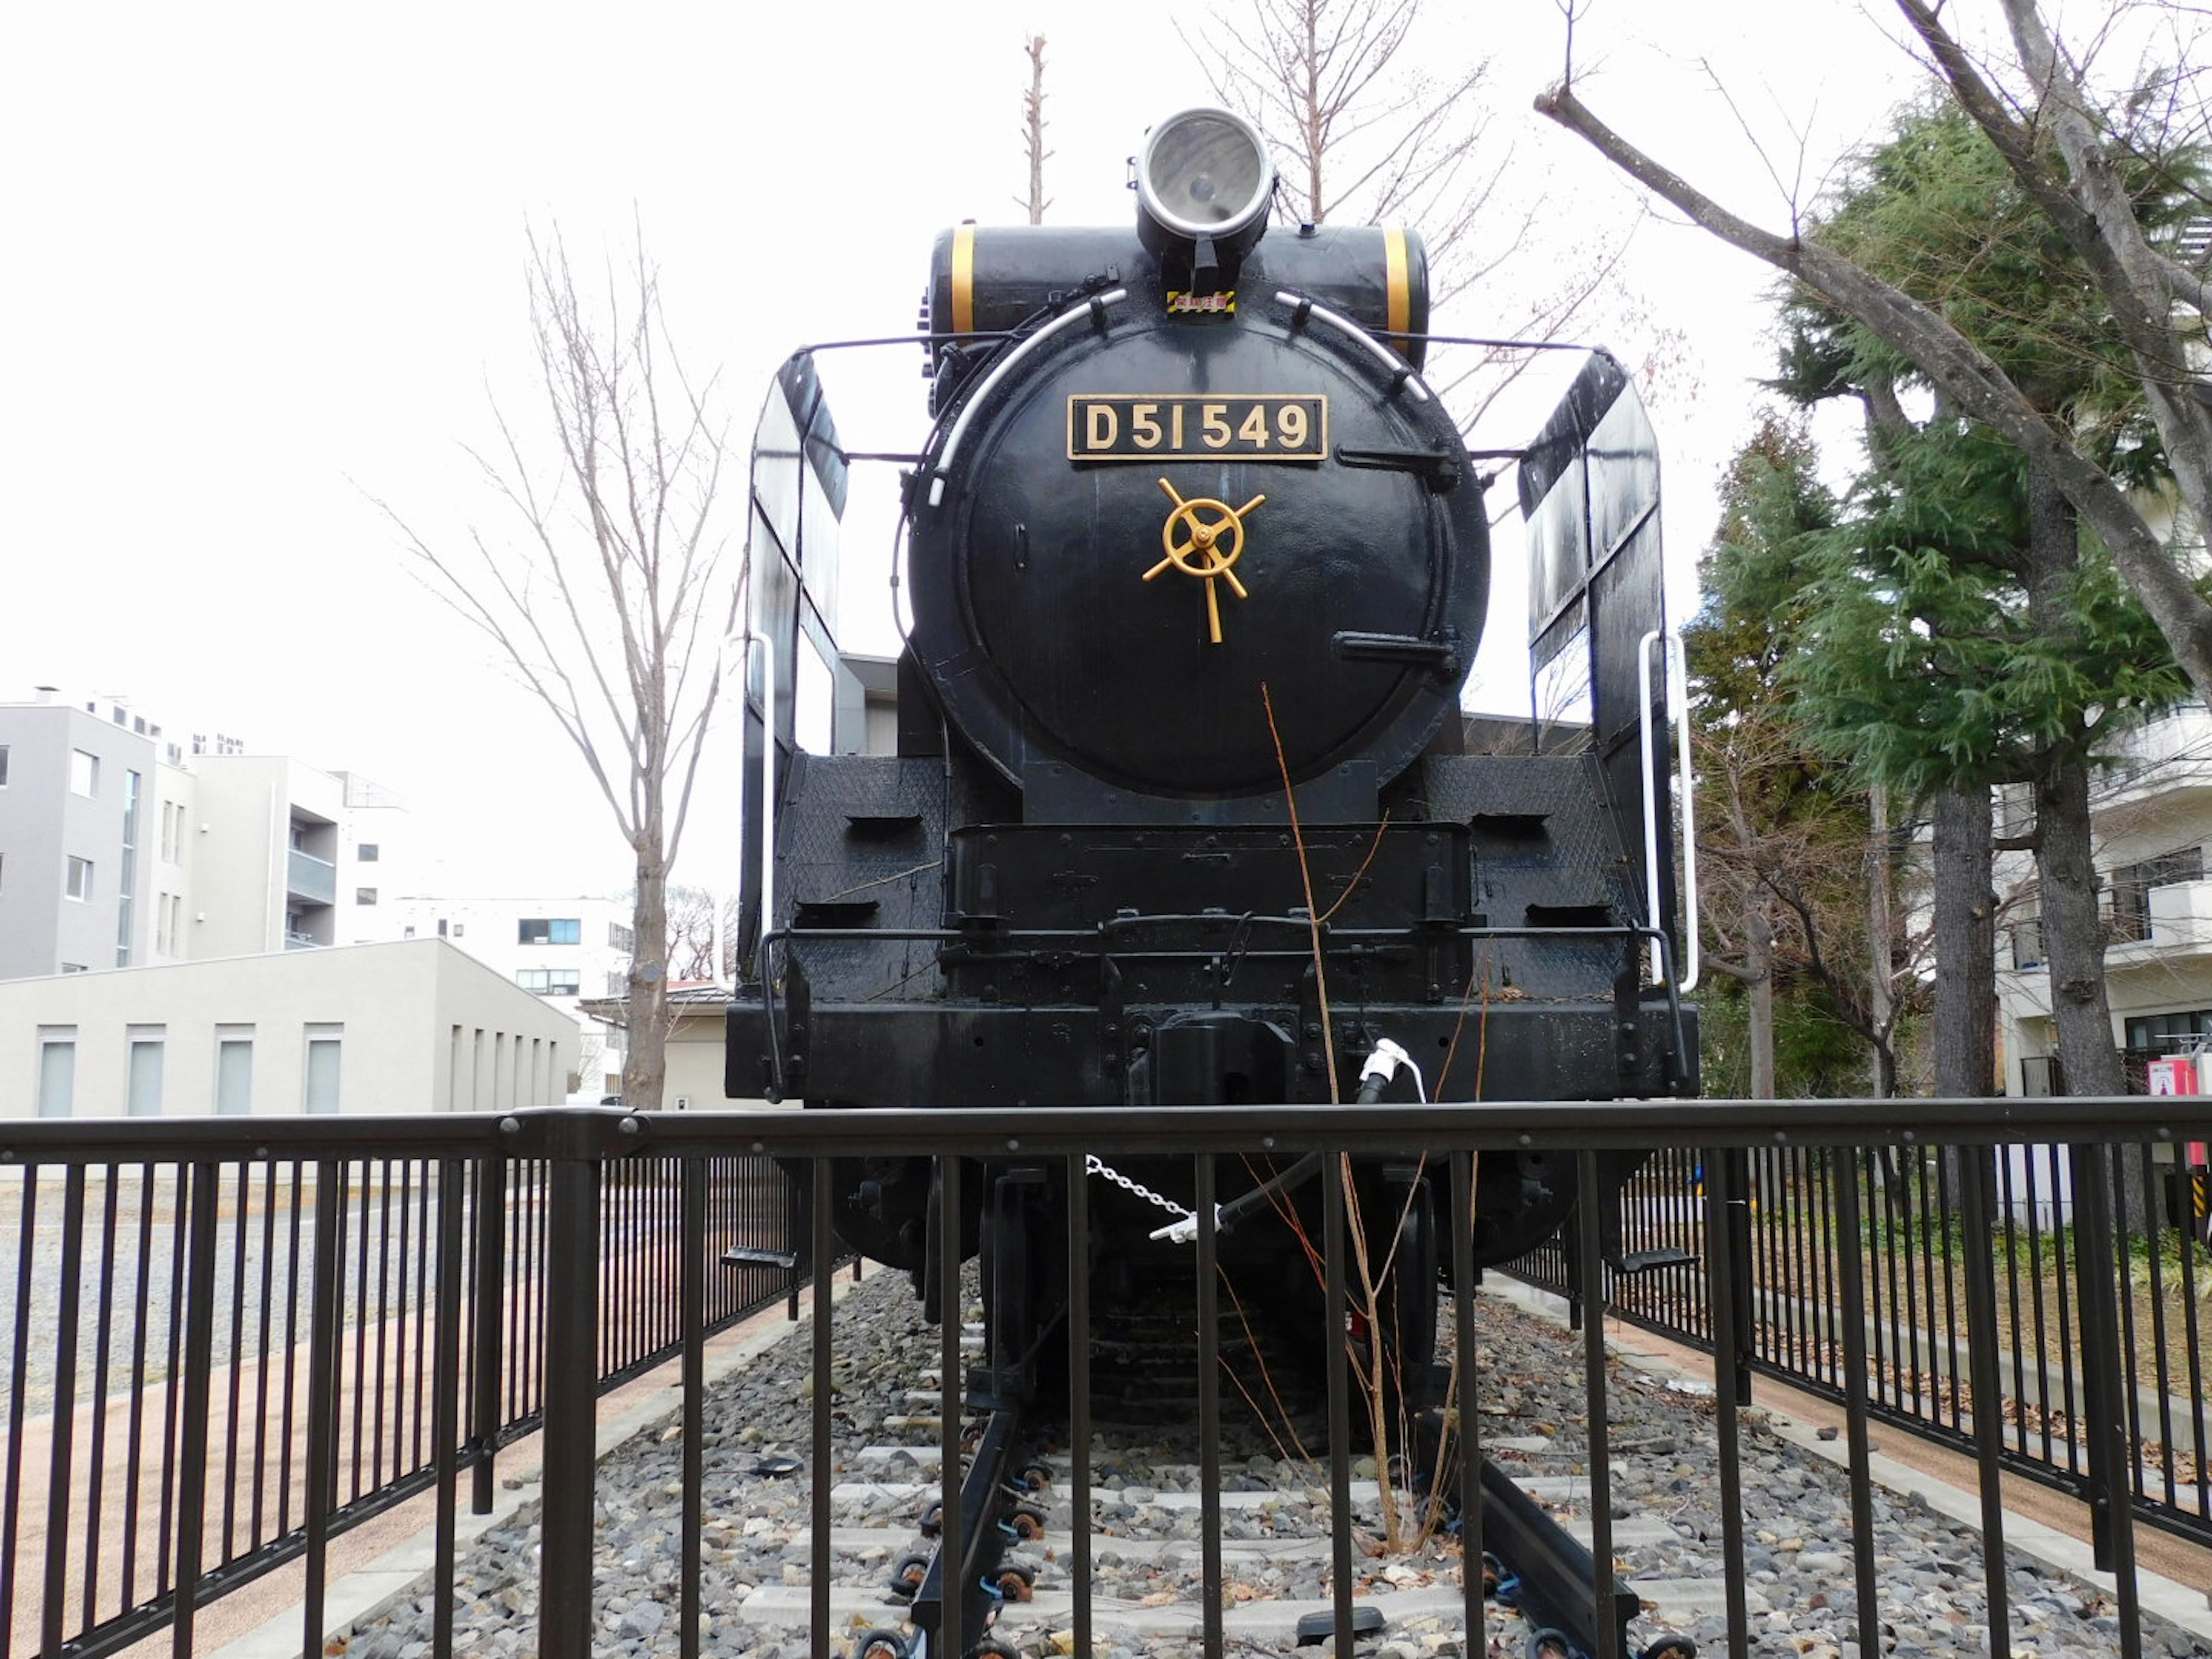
530, 1108, 637, 1659
2069, 1139, 2142, 1647
470, 1154, 506, 1516
1720, 1147, 1755, 1403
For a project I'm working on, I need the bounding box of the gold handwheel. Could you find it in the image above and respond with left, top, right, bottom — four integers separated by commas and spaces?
1142, 478, 1267, 644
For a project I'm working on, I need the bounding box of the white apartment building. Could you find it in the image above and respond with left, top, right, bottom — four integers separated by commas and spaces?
0, 689, 410, 978
1997, 703, 2212, 1093
0, 938, 576, 1119
379, 895, 635, 1099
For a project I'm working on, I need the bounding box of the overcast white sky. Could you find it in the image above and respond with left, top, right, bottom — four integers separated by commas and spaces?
1, 0, 1934, 900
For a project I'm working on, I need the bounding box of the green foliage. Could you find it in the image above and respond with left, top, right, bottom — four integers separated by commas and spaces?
1786, 423, 2189, 797
1698, 974, 1884, 1099
1800, 94, 2203, 479
1764, 96, 2198, 801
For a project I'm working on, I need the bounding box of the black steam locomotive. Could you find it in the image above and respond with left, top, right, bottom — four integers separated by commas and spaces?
728, 107, 1697, 1411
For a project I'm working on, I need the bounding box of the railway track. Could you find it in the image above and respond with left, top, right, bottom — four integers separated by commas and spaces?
719, 1309, 1715, 1659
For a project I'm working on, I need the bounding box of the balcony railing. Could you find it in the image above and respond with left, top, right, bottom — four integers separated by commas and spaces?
286, 847, 336, 906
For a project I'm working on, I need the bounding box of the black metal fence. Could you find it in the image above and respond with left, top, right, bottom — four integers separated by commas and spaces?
5, 1099, 2210, 1659
1535, 1134, 2212, 1553
0, 1118, 810, 1659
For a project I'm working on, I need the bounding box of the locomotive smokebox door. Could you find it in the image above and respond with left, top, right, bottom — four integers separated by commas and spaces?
909, 111, 1485, 823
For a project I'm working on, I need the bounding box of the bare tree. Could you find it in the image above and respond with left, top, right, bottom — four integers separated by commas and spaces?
1188, 0, 1683, 430
1537, 1, 2212, 696
385, 226, 742, 1111
1018, 36, 1051, 225
665, 882, 719, 983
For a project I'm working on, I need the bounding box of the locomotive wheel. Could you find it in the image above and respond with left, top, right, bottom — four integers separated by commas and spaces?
851, 1630, 910, 1659
1016, 1460, 1053, 1492
886, 1552, 931, 1598
994, 1561, 1037, 1602
1008, 1503, 1048, 1540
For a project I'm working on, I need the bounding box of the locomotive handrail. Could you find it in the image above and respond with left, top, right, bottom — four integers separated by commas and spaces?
926, 289, 1130, 506
1637, 628, 1700, 991
1272, 290, 1432, 402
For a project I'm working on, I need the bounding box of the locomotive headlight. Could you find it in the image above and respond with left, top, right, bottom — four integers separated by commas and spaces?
1135, 107, 1274, 283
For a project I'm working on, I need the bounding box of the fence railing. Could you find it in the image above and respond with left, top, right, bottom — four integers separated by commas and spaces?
5, 1099, 2210, 1659
1532, 1132, 2212, 1552
0, 1117, 815, 1659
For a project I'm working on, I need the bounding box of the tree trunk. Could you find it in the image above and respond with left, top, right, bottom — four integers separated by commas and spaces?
1931, 785, 1998, 1098
1743, 905, 1777, 1101
625, 849, 671, 1109
1868, 787, 1897, 1097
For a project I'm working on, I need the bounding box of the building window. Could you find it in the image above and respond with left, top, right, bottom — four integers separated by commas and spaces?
303, 1025, 343, 1113
403, 925, 416, 939
437, 918, 448, 937
37, 1029, 75, 1118
607, 968, 627, 995
215, 1028, 253, 1116
609, 922, 635, 952
2124, 1010, 2212, 1051
126, 1029, 165, 1117
358, 843, 380, 862
0, 745, 9, 786
70, 749, 98, 796
60, 963, 88, 974
517, 968, 582, 996
519, 918, 582, 946
356, 888, 378, 905
116, 770, 141, 967
65, 856, 93, 901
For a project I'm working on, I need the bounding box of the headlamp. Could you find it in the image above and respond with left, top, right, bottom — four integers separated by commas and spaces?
1135, 107, 1275, 286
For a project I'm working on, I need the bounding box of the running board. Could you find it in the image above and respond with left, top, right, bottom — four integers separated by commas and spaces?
1482, 1455, 1639, 1658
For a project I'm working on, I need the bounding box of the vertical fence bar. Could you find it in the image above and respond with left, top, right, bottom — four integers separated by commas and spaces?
1195, 1152, 1222, 1659
301, 1160, 344, 1657
1704, 1144, 1749, 1659
39, 1168, 86, 1659
84, 1170, 121, 1633
935, 1156, 963, 1659
1324, 1157, 1353, 1657
1955, 1144, 2010, 1654
537, 1127, 604, 1659
171, 1160, 222, 1659
0, 1168, 36, 1659
432, 1158, 465, 1659
1722, 1148, 1753, 1403
1451, 1152, 1483, 1655
681, 1155, 705, 1659
1574, 1152, 1619, 1659
1066, 1153, 1093, 1659
471, 1155, 505, 1514
811, 1157, 835, 1659
1830, 1147, 1882, 1659
2071, 1140, 2141, 1657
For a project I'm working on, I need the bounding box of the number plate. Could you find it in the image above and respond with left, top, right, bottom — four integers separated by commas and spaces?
1066, 395, 1328, 462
